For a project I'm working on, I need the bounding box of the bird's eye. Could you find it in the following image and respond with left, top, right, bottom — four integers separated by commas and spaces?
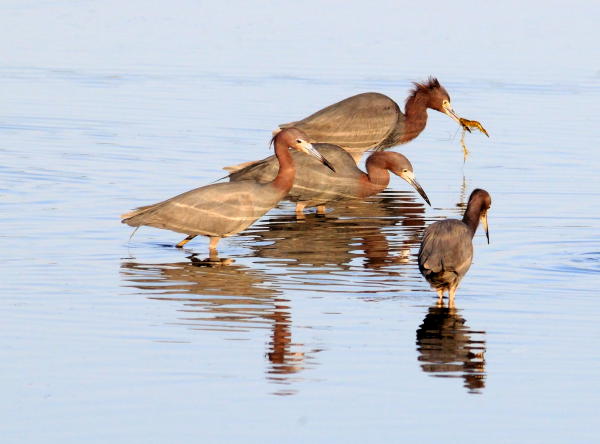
402, 169, 408, 173
442, 100, 449, 106
296, 139, 302, 143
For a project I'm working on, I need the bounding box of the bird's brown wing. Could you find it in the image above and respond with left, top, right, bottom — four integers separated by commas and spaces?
418, 220, 473, 277
278, 93, 401, 155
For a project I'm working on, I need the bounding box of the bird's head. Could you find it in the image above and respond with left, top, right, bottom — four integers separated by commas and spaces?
272, 128, 336, 172
468, 188, 492, 243
385, 152, 431, 206
411, 77, 460, 124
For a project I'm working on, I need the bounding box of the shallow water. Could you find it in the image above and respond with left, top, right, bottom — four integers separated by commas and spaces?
2, 1, 599, 443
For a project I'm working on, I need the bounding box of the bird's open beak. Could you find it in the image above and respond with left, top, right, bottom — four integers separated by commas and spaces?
442, 101, 461, 124
299, 142, 336, 172
481, 211, 490, 244
400, 171, 431, 206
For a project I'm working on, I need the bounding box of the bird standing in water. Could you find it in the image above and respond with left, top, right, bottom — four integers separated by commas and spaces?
273, 77, 461, 164
418, 189, 491, 306
228, 143, 430, 215
121, 128, 335, 254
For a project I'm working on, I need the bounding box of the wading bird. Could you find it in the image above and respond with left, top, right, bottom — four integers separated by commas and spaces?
418, 189, 491, 306
121, 128, 335, 253
267, 77, 460, 164
228, 143, 430, 215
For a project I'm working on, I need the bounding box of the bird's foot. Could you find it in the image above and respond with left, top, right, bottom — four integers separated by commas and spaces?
190, 255, 234, 267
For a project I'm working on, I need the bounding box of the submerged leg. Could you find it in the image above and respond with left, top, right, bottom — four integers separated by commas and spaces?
316, 205, 327, 215
176, 235, 196, 248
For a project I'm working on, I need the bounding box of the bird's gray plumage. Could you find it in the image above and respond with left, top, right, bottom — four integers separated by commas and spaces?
121, 181, 285, 238
228, 143, 365, 207
418, 219, 474, 291
278, 93, 404, 159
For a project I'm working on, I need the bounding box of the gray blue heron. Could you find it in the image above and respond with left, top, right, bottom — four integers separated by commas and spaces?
228, 144, 430, 215
418, 189, 491, 306
121, 128, 335, 253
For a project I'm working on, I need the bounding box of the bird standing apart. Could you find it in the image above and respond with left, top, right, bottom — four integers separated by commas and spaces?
228, 143, 430, 215
276, 77, 460, 164
121, 128, 335, 254
418, 189, 491, 306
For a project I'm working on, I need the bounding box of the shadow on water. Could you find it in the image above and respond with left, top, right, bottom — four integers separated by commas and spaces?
416, 303, 487, 394
120, 256, 320, 395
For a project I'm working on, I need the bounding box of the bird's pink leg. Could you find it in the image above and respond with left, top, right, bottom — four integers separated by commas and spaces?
448, 286, 458, 308
436, 289, 444, 306
295, 202, 307, 219
209, 237, 220, 252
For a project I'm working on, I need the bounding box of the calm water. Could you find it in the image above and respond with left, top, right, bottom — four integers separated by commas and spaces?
2, 1, 599, 442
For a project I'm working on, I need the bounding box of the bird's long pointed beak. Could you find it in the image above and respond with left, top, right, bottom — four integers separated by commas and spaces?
481, 212, 490, 244
300, 142, 336, 172
401, 171, 431, 206
443, 102, 461, 124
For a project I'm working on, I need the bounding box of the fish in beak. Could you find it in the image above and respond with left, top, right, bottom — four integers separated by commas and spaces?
480, 211, 490, 244
399, 170, 431, 206
299, 142, 336, 172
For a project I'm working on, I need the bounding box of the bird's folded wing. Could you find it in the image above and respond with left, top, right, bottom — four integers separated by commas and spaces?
418, 220, 473, 274
279, 93, 400, 150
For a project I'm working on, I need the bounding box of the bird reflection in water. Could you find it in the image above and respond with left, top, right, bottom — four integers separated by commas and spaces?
120, 256, 318, 395
416, 302, 486, 393
238, 189, 426, 274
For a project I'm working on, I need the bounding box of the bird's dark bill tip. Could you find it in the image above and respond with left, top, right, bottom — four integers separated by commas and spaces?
323, 159, 336, 172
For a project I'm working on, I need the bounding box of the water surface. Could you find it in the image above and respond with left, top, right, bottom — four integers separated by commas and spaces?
1, 1, 599, 443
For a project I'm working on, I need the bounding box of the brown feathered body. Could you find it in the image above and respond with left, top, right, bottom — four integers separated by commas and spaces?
275, 78, 453, 163
121, 181, 287, 238
229, 144, 364, 208
228, 143, 427, 210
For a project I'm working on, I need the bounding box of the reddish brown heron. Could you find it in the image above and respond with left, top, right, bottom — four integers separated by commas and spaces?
228, 143, 430, 215
418, 189, 491, 306
121, 128, 335, 253
242, 77, 460, 166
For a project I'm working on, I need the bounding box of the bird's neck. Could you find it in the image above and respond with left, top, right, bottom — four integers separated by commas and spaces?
462, 205, 481, 238
399, 91, 429, 144
271, 142, 295, 195
361, 152, 390, 197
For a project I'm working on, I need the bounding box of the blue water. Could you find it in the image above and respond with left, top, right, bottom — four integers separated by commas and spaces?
1, 1, 599, 442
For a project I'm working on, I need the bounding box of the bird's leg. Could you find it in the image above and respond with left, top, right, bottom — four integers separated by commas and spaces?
176, 235, 196, 248
209, 237, 220, 252
316, 205, 327, 215
436, 289, 445, 306
295, 202, 307, 219
448, 286, 457, 308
